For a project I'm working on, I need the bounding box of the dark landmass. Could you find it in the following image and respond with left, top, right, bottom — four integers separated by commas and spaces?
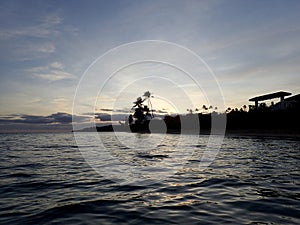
75, 91, 300, 137
76, 108, 300, 137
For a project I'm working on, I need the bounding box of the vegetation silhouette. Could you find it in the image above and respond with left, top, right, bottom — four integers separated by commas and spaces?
93, 92, 300, 135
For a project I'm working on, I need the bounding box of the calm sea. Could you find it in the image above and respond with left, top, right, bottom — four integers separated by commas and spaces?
0, 132, 299, 224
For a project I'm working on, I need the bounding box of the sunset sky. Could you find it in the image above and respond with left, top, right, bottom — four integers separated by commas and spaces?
1, 0, 300, 131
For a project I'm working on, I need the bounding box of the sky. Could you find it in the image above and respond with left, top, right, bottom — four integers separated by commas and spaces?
0, 0, 300, 131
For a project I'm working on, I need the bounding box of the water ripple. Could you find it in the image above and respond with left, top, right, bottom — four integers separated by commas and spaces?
0, 133, 299, 224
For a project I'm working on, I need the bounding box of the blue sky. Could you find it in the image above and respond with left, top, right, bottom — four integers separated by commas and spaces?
0, 0, 300, 131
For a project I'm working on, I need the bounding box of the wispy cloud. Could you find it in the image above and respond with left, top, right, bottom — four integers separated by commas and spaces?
27, 61, 74, 81
5, 42, 57, 61
35, 43, 56, 54
0, 112, 91, 133
41, 14, 62, 26
0, 14, 62, 40
0, 12, 65, 62
35, 71, 73, 81
98, 108, 131, 113
0, 112, 90, 124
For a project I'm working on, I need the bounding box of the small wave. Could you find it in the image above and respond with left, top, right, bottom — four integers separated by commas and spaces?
8, 172, 33, 178
22, 199, 128, 224
157, 144, 167, 147
42, 145, 78, 149
257, 188, 300, 200
192, 144, 206, 148
137, 153, 169, 159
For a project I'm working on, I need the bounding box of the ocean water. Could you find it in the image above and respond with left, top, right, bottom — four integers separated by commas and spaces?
0, 132, 299, 224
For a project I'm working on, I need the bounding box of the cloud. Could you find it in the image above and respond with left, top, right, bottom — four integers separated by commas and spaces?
154, 109, 169, 114
0, 114, 49, 124
0, 14, 62, 40
36, 43, 56, 54
95, 113, 127, 122
41, 14, 63, 26
98, 108, 131, 113
49, 112, 72, 123
19, 42, 56, 55
0, 12, 64, 61
99, 108, 113, 112
0, 41, 57, 62
0, 112, 90, 124
0, 123, 72, 133
34, 70, 74, 81
49, 62, 64, 69
95, 113, 111, 121
27, 61, 74, 81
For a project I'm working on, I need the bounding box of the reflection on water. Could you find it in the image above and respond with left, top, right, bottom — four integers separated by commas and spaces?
0, 133, 299, 224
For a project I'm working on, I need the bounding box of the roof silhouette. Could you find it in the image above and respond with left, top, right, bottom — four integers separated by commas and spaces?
249, 91, 291, 102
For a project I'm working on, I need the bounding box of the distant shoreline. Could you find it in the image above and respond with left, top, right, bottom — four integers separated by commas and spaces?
1, 128, 299, 139
74, 125, 300, 139
225, 129, 300, 138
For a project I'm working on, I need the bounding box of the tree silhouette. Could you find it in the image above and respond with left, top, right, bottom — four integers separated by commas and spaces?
187, 109, 193, 114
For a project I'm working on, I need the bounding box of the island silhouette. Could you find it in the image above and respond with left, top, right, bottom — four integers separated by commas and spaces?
78, 91, 300, 136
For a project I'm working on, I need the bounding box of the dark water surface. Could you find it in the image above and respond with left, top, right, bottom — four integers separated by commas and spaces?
0, 133, 299, 224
